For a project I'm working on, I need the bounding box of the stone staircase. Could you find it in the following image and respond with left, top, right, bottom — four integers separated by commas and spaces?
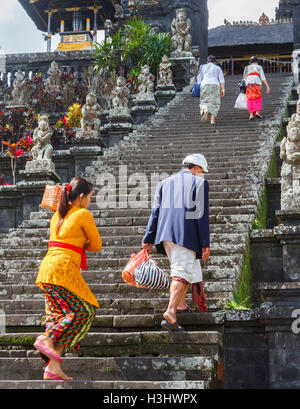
0, 74, 292, 389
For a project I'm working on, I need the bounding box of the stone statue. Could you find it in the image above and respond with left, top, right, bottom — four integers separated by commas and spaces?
280, 108, 300, 210
11, 70, 28, 105
137, 65, 155, 98
26, 114, 55, 172
171, 8, 192, 57
104, 19, 114, 38
114, 4, 124, 19
158, 56, 173, 86
46, 61, 61, 94
77, 92, 102, 139
111, 76, 130, 115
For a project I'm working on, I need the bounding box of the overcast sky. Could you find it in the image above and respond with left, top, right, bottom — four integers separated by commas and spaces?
0, 0, 279, 54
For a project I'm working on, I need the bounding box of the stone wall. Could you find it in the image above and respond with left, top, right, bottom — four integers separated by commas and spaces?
0, 147, 100, 233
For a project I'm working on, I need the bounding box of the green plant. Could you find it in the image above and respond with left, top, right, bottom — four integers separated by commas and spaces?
253, 187, 268, 230
225, 299, 251, 310
94, 17, 172, 79
267, 149, 278, 178
230, 243, 252, 309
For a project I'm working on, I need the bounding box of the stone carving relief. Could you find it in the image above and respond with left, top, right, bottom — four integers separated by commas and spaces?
111, 76, 130, 116
45, 61, 62, 94
26, 114, 55, 173
171, 8, 192, 57
157, 55, 173, 86
76, 92, 102, 139
280, 98, 300, 210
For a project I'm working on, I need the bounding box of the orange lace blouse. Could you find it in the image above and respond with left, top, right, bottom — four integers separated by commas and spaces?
36, 205, 102, 307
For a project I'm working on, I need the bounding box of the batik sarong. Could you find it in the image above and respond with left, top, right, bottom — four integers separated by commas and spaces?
246, 84, 262, 113
40, 283, 96, 365
199, 84, 221, 117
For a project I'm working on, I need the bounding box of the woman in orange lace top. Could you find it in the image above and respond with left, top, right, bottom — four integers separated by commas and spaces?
34, 177, 102, 381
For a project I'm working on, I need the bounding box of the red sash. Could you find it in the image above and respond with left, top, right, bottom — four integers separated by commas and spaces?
48, 241, 87, 271
248, 72, 261, 78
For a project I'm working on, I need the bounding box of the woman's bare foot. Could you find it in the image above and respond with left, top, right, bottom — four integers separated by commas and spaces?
45, 360, 73, 381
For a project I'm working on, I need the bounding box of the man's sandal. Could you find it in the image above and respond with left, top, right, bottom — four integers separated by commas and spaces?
161, 320, 185, 332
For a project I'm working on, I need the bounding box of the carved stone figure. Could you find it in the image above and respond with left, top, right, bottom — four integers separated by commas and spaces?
114, 4, 124, 19
158, 55, 173, 86
77, 93, 102, 139
280, 108, 300, 210
11, 70, 28, 105
111, 76, 130, 115
26, 114, 55, 172
104, 19, 114, 38
137, 65, 155, 98
171, 8, 192, 57
46, 61, 61, 94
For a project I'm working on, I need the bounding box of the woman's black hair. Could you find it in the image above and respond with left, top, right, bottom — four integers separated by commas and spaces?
249, 56, 259, 64
207, 55, 216, 63
56, 176, 93, 234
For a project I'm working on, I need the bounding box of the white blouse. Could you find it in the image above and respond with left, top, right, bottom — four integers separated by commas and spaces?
243, 64, 266, 86
197, 63, 225, 88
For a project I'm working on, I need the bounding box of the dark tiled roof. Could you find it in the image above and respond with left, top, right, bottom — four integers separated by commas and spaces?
208, 23, 293, 47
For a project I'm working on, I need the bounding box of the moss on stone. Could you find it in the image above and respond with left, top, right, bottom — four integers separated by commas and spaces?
230, 243, 252, 309
253, 187, 268, 230
267, 149, 278, 179
0, 335, 35, 347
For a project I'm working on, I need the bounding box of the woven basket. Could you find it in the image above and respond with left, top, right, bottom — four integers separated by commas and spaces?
40, 185, 63, 212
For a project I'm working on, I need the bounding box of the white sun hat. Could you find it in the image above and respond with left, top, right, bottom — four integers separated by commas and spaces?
182, 153, 208, 173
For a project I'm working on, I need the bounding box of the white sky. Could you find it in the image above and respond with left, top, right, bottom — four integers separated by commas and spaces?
0, 0, 280, 54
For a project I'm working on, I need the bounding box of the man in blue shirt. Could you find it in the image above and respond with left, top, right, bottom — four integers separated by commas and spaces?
142, 154, 210, 331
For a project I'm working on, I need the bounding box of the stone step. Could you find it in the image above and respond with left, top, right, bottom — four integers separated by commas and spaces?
20, 213, 255, 230
1, 265, 239, 285
0, 253, 244, 273
0, 354, 218, 382
0, 296, 230, 315
0, 280, 234, 301
7, 220, 251, 241
29, 204, 256, 220
100, 149, 258, 161
0, 331, 221, 359
0, 380, 210, 389
3, 311, 225, 332
1, 238, 247, 260
3, 231, 249, 250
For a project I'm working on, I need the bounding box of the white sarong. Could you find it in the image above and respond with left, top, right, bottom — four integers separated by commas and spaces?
163, 241, 202, 284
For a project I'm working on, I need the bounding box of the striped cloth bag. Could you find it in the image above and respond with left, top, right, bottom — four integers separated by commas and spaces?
134, 257, 170, 290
